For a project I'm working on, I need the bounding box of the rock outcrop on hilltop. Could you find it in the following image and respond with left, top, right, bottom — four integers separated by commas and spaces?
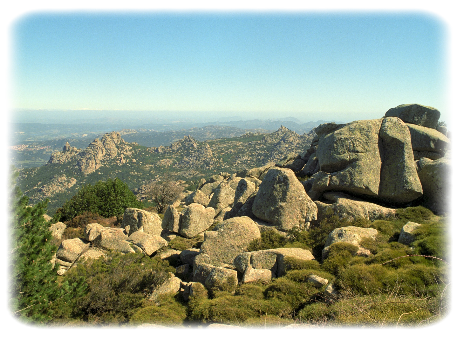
48, 142, 80, 164
304, 117, 423, 204
49, 103, 448, 303
47, 131, 134, 175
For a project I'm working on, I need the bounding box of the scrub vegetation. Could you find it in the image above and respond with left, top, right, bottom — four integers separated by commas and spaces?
12, 177, 448, 327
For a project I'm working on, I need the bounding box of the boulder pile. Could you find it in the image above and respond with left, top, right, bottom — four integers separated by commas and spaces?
50, 103, 449, 302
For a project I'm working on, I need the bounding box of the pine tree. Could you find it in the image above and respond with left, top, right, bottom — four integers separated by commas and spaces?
0, 147, 59, 336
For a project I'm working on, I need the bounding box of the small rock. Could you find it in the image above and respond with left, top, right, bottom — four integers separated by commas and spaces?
307, 274, 329, 288
398, 221, 422, 245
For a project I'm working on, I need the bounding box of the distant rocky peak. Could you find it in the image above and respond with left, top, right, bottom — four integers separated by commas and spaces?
169, 135, 198, 151
277, 125, 291, 132
48, 142, 79, 164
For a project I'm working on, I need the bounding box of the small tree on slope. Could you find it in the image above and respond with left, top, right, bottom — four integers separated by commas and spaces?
0, 147, 58, 336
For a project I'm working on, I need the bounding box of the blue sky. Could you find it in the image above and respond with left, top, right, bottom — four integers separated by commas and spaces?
11, 12, 447, 123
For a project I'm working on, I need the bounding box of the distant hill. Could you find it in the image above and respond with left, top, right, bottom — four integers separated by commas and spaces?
16, 126, 316, 214
10, 120, 329, 169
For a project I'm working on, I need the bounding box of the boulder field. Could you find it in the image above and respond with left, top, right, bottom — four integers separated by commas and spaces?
50, 103, 449, 299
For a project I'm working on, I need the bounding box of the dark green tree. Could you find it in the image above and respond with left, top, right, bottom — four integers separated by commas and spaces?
0, 147, 59, 336
55, 178, 143, 222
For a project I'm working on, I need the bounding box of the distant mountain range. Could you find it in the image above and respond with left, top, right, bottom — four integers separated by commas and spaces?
10, 119, 332, 169
16, 125, 317, 214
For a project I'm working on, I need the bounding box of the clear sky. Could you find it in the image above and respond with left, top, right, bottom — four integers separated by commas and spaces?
11, 11, 447, 123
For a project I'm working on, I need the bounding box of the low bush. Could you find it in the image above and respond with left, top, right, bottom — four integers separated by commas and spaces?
297, 302, 332, 323
129, 295, 187, 325
62, 252, 174, 324
247, 228, 287, 251
283, 257, 321, 271
411, 221, 447, 261
167, 235, 203, 251
396, 206, 435, 223
328, 294, 433, 326
263, 278, 313, 313
321, 242, 359, 276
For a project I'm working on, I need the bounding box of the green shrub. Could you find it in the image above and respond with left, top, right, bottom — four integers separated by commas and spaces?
168, 235, 203, 251
283, 257, 320, 271
412, 221, 447, 261
247, 229, 287, 251
187, 291, 293, 324
329, 294, 433, 325
64, 252, 174, 324
396, 206, 434, 223
335, 264, 391, 295
55, 178, 143, 222
297, 302, 332, 323
263, 278, 312, 312
321, 242, 359, 276
130, 295, 187, 325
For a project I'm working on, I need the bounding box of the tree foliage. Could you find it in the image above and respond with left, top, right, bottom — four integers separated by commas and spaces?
10, 183, 86, 323
142, 180, 184, 213
55, 178, 143, 222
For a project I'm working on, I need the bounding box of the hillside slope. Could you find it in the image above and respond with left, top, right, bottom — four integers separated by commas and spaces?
16, 126, 315, 214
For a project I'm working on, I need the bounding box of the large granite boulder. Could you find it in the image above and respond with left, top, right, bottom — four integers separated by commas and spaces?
128, 231, 168, 256
122, 208, 162, 236
84, 223, 106, 242
56, 238, 90, 264
200, 216, 261, 266
161, 205, 180, 232
384, 104, 440, 129
308, 119, 383, 200
315, 192, 396, 222
407, 123, 449, 160
252, 167, 318, 231
129, 323, 194, 337
416, 156, 450, 214
307, 117, 423, 204
184, 189, 210, 207
49, 222, 67, 240
179, 203, 215, 238
199, 323, 259, 337
207, 183, 236, 216
378, 117, 423, 203
93, 228, 135, 253
234, 178, 257, 207
234, 248, 315, 278
325, 226, 378, 248
149, 273, 182, 301
192, 262, 238, 291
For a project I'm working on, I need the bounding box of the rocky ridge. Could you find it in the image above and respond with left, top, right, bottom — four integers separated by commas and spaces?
50, 104, 449, 307
18, 126, 314, 213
